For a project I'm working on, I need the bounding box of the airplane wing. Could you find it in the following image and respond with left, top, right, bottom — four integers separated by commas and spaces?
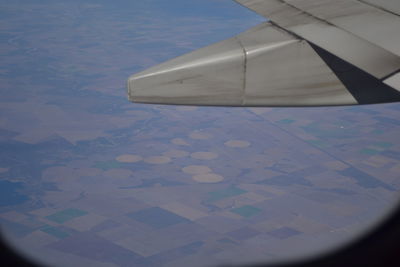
127, 0, 400, 106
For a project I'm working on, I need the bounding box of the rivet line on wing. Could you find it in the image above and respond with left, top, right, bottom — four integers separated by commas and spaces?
356, 0, 400, 17
235, 36, 247, 106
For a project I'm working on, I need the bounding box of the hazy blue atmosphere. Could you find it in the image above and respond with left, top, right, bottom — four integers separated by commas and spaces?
1, 1, 400, 266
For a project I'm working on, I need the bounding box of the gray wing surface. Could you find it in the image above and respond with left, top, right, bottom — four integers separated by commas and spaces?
128, 0, 400, 106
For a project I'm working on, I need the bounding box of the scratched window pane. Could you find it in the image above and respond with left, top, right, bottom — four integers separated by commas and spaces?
0, 1, 399, 267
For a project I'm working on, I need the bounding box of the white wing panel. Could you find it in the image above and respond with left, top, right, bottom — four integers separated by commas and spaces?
285, 0, 400, 57
384, 73, 400, 92
235, 0, 400, 79
291, 22, 400, 79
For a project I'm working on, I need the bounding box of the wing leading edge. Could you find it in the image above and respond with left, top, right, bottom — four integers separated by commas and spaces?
128, 0, 400, 106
